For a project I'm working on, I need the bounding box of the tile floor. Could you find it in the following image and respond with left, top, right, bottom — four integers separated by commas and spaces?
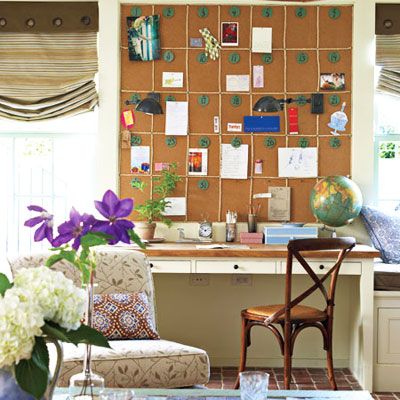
205, 367, 398, 400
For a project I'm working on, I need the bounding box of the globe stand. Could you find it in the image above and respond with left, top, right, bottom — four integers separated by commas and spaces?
322, 225, 337, 238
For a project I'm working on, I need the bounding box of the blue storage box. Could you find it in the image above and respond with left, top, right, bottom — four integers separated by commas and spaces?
264, 226, 318, 245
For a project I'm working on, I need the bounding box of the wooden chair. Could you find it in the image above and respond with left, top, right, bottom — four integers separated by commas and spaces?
235, 237, 356, 390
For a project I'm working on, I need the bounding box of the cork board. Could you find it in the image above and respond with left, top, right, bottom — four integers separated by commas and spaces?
120, 4, 353, 223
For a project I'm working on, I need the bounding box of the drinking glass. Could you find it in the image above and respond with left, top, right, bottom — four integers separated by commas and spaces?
240, 371, 269, 400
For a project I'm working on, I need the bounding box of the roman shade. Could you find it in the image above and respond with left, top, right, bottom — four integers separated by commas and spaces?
0, 2, 99, 121
376, 5, 400, 98
376, 35, 400, 97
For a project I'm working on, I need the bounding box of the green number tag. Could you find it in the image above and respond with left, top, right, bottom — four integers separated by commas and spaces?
229, 6, 240, 17
264, 137, 276, 148
198, 179, 209, 190
262, 53, 273, 64
198, 95, 209, 106
130, 7, 142, 17
229, 52, 240, 64
165, 136, 177, 148
197, 52, 208, 64
295, 7, 307, 18
329, 94, 340, 106
298, 138, 309, 148
330, 137, 341, 148
131, 177, 141, 187
165, 95, 176, 102
329, 7, 341, 20
230, 95, 242, 107
198, 7, 209, 18
262, 7, 273, 18
163, 7, 175, 18
130, 135, 142, 146
231, 137, 242, 148
163, 51, 174, 63
297, 52, 309, 64
328, 51, 340, 63
130, 93, 141, 104
296, 95, 308, 106
199, 136, 210, 148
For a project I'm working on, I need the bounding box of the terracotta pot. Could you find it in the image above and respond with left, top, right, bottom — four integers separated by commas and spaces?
134, 222, 156, 240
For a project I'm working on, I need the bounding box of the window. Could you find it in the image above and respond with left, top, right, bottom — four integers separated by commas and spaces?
374, 92, 400, 211
0, 111, 97, 262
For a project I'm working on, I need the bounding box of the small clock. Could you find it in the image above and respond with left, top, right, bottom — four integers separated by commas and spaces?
199, 220, 213, 240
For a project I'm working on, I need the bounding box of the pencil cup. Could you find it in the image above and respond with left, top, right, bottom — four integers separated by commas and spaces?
240, 371, 269, 400
226, 223, 236, 242
247, 214, 257, 233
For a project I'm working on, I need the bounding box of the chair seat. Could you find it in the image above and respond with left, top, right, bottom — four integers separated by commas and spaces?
245, 304, 327, 323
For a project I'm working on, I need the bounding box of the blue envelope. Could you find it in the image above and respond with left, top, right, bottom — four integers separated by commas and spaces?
243, 116, 280, 132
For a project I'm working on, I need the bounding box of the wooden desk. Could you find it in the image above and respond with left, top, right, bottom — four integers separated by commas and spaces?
136, 243, 379, 392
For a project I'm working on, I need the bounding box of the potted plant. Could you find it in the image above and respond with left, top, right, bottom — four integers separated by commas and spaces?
131, 163, 181, 240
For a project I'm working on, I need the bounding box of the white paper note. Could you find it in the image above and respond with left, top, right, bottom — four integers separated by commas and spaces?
130, 146, 150, 174
252, 27, 272, 53
253, 65, 264, 88
162, 197, 187, 216
165, 101, 188, 136
268, 186, 291, 221
278, 147, 318, 178
221, 144, 248, 179
226, 75, 250, 92
162, 72, 184, 88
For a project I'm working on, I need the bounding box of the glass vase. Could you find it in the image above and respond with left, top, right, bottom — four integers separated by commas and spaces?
68, 270, 105, 399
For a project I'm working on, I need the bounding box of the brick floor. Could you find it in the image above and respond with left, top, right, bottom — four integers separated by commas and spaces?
206, 367, 399, 399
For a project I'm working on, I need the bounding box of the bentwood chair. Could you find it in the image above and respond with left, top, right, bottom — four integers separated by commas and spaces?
235, 237, 356, 390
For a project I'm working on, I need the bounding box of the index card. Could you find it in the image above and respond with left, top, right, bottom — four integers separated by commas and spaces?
162, 72, 184, 88
226, 75, 250, 92
252, 27, 272, 53
163, 197, 186, 216
268, 186, 291, 221
165, 101, 188, 136
221, 144, 248, 180
278, 147, 318, 178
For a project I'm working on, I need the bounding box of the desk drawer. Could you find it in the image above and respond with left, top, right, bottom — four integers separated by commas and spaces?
280, 261, 362, 275
149, 260, 191, 273
195, 260, 276, 274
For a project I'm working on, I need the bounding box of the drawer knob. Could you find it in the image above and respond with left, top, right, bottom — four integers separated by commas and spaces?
233, 264, 239, 270
319, 264, 325, 270
150, 263, 154, 268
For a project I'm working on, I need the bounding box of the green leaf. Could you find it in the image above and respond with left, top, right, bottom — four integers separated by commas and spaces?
59, 249, 78, 264
15, 357, 48, 400
0, 273, 12, 296
128, 230, 146, 249
41, 322, 72, 343
45, 254, 64, 268
64, 324, 111, 348
80, 232, 109, 249
31, 337, 50, 373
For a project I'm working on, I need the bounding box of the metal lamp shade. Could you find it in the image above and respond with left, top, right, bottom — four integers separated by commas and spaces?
252, 96, 283, 112
136, 98, 163, 115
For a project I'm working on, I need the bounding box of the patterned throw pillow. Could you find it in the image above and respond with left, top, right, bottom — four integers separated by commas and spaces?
360, 205, 400, 264
93, 292, 160, 340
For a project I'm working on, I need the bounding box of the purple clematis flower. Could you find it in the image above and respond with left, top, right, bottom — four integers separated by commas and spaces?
52, 208, 95, 250
93, 190, 134, 244
24, 205, 54, 244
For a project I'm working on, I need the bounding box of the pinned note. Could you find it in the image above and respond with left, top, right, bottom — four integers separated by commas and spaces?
252, 27, 272, 53
165, 101, 188, 136
278, 147, 318, 178
221, 144, 248, 179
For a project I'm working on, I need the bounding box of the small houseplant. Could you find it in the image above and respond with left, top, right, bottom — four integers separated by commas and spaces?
131, 163, 181, 240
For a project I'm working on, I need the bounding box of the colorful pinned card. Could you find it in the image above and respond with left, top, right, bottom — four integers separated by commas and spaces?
162, 72, 184, 88
244, 116, 280, 132
121, 109, 135, 129
131, 146, 150, 174
188, 148, 208, 176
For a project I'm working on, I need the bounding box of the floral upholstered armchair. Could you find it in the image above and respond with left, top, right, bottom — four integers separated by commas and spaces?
9, 248, 210, 388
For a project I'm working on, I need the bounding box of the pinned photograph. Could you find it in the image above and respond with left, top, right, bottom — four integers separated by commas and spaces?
320, 73, 345, 91
221, 22, 239, 46
188, 148, 208, 176
127, 15, 160, 61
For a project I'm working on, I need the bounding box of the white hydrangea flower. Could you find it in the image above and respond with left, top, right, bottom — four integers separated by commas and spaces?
13, 266, 86, 331
0, 287, 44, 368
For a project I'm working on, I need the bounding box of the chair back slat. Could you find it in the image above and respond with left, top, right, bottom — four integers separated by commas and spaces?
265, 237, 355, 325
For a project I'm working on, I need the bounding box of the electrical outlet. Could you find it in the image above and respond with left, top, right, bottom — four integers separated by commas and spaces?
231, 274, 252, 286
189, 274, 210, 286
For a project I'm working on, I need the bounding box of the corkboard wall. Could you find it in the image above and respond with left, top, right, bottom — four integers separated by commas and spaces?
119, 4, 353, 223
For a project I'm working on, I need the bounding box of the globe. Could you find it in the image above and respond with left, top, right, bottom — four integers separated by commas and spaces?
310, 176, 363, 227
